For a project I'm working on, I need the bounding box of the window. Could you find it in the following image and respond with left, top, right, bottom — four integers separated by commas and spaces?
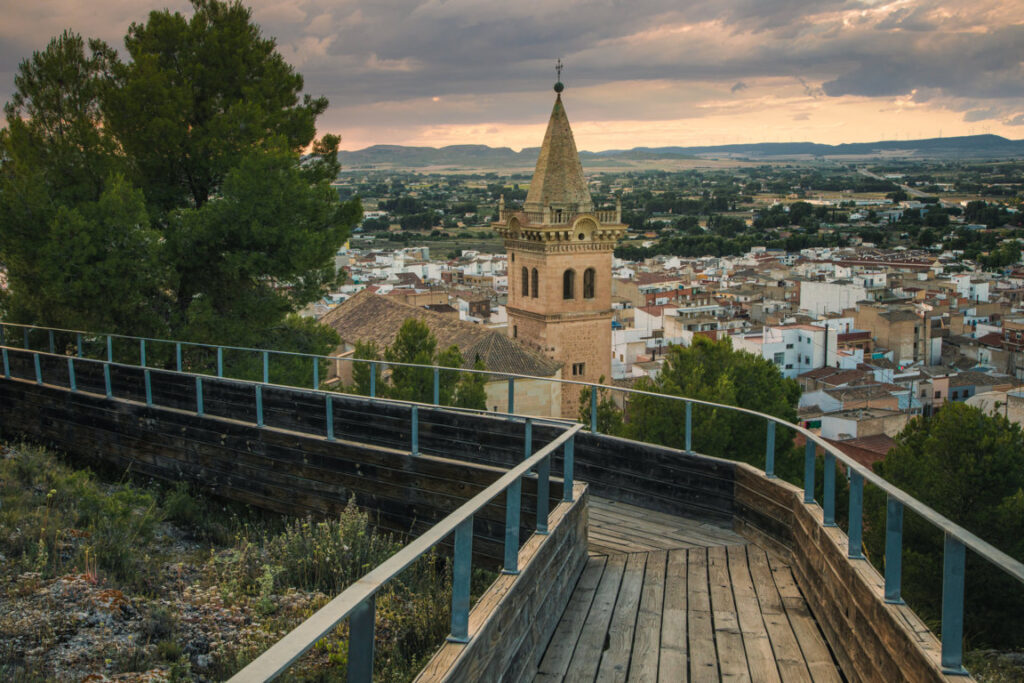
531, 268, 539, 298
786, 343, 794, 349
785, 364, 793, 369
521, 267, 528, 297
572, 362, 586, 376
513, 325, 518, 339
563, 269, 576, 299
583, 268, 596, 299
773, 352, 784, 365
935, 391, 941, 399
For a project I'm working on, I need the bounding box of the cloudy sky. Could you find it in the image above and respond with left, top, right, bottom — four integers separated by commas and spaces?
2, 0, 1023, 151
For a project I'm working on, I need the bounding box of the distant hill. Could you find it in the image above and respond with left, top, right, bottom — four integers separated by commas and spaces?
339, 134, 1024, 170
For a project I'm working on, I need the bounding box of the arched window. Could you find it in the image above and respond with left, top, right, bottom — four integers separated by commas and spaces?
583, 268, 596, 299
521, 267, 529, 297
563, 269, 576, 299
531, 268, 539, 298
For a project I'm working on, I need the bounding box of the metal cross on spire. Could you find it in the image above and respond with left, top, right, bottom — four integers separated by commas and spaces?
556, 58, 563, 81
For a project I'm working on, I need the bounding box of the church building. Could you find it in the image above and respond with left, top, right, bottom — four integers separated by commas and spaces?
494, 75, 626, 418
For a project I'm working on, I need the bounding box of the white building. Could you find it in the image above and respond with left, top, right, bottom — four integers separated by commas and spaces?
731, 324, 838, 379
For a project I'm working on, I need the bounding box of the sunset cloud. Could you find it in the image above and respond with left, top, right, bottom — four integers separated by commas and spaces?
1, 0, 1022, 149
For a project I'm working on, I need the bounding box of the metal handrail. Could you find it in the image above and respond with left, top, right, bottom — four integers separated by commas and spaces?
229, 424, 581, 681
3, 320, 1023, 674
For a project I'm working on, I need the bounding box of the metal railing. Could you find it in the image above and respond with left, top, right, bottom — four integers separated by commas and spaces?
229, 424, 581, 681
3, 320, 1024, 675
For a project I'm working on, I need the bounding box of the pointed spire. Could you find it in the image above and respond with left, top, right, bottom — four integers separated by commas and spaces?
524, 91, 592, 217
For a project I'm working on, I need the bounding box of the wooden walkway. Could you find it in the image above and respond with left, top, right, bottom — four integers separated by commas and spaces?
534, 499, 842, 682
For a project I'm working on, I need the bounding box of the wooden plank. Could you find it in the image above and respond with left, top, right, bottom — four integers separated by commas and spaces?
658, 548, 688, 683
768, 553, 842, 683
707, 545, 750, 682
564, 553, 628, 683
628, 550, 666, 683
686, 548, 718, 681
596, 552, 647, 682
745, 548, 812, 683
727, 546, 781, 683
536, 555, 608, 680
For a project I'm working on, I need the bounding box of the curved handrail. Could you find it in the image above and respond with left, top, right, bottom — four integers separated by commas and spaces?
2, 320, 1022, 675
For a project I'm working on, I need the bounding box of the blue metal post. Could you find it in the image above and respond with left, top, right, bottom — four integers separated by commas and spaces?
503, 479, 522, 575
941, 534, 968, 675
433, 367, 440, 405
255, 385, 263, 426
685, 401, 692, 453
0, 324, 5, 345
262, 351, 269, 384
803, 440, 816, 504
563, 436, 575, 503
765, 421, 776, 478
23, 328, 30, 349
67, 358, 76, 392
2, 348, 9, 378
884, 496, 905, 604
346, 596, 376, 683
76, 333, 83, 358
326, 395, 335, 441
48, 329, 55, 353
107, 335, 113, 363
104, 364, 112, 398
823, 452, 837, 527
507, 377, 515, 413
590, 387, 598, 433
176, 343, 182, 372
848, 471, 865, 559
217, 347, 223, 377
144, 369, 152, 406
196, 377, 204, 416
524, 418, 532, 460
448, 517, 473, 643
34, 354, 42, 384
536, 456, 550, 535
369, 361, 376, 398
140, 339, 146, 367
312, 357, 319, 389
411, 405, 418, 456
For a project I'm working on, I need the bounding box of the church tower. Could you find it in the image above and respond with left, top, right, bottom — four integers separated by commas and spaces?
494, 72, 626, 418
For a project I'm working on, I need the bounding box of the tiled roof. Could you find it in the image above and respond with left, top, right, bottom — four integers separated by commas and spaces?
320, 290, 561, 377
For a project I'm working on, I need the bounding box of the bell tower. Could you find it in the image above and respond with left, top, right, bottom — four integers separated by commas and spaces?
495, 68, 626, 418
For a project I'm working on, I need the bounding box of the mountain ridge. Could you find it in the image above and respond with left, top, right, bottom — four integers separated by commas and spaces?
338, 134, 1024, 168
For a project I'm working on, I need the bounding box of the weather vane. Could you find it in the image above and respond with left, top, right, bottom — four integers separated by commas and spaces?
554, 59, 565, 93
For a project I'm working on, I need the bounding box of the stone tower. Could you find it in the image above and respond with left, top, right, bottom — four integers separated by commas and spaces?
494, 79, 626, 418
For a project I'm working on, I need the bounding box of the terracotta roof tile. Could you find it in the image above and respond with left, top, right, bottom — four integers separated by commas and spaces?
320, 290, 561, 377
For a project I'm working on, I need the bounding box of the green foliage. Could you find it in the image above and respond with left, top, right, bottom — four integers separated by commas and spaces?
604, 337, 803, 480
379, 318, 487, 410
268, 502, 401, 594
386, 319, 437, 403
578, 378, 625, 434
864, 403, 1024, 647
350, 340, 382, 396
0, 1, 359, 356
0, 442, 160, 586
454, 357, 489, 411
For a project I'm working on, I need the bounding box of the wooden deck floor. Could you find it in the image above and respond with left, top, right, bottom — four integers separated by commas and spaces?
534, 498, 842, 682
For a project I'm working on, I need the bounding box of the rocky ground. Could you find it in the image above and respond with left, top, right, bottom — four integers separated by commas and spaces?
1, 525, 334, 681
